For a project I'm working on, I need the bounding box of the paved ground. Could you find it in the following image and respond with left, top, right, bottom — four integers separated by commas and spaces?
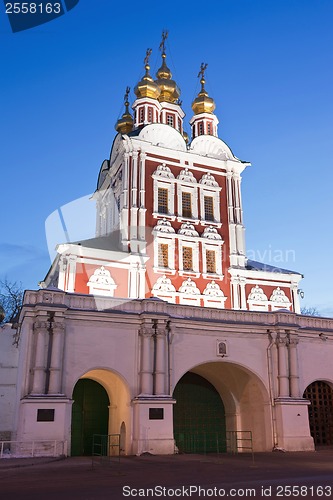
1, 450, 333, 499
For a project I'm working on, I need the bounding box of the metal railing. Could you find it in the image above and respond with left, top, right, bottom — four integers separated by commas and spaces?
0, 440, 66, 458
175, 430, 253, 458
91, 434, 120, 468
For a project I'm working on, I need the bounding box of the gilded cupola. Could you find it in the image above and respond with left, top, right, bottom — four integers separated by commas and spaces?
191, 63, 216, 115
155, 31, 180, 103
115, 86, 134, 134
134, 49, 161, 100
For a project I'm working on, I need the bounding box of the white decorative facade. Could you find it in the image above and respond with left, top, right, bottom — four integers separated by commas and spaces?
5, 36, 333, 456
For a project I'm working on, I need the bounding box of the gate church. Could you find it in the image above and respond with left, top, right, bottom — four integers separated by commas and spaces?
12, 36, 333, 455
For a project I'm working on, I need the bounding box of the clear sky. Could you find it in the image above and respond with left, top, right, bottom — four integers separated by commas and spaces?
1, 0, 332, 315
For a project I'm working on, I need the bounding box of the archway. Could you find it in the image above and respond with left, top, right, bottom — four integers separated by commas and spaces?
71, 378, 109, 456
173, 372, 226, 453
304, 381, 333, 446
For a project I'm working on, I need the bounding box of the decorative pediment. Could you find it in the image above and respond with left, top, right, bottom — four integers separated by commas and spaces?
270, 287, 290, 303
179, 278, 200, 295
248, 285, 268, 302
177, 168, 196, 183
153, 219, 175, 233
203, 281, 225, 297
199, 172, 219, 187
87, 266, 116, 296
153, 163, 175, 179
152, 275, 176, 293
202, 226, 222, 240
178, 223, 199, 237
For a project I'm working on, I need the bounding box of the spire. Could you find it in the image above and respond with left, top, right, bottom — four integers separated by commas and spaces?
134, 49, 161, 100
192, 63, 216, 115
155, 30, 180, 103
115, 86, 134, 134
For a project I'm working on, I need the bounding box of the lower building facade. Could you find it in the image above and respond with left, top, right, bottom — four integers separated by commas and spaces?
11, 288, 333, 456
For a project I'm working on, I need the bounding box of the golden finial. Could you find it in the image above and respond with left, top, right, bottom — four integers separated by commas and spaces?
134, 49, 161, 100
191, 62, 215, 115
159, 30, 169, 54
115, 86, 133, 134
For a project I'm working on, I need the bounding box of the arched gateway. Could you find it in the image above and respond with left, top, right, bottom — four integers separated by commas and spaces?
304, 381, 333, 446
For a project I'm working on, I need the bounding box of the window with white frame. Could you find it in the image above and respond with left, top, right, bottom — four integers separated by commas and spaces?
204, 195, 214, 221
179, 239, 199, 275
182, 246, 193, 271
199, 122, 204, 135
158, 187, 169, 214
206, 249, 216, 273
158, 243, 169, 268
139, 107, 145, 123
207, 122, 212, 135
167, 114, 174, 127
182, 192, 192, 218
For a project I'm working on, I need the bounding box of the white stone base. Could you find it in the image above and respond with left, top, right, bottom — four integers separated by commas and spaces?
132, 397, 176, 455
274, 398, 315, 451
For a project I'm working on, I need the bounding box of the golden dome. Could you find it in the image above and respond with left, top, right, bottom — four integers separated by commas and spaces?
134, 49, 161, 100
155, 52, 180, 103
115, 87, 133, 134
192, 63, 216, 115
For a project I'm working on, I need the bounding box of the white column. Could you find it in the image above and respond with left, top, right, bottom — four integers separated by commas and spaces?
230, 277, 240, 310
31, 319, 49, 395
239, 277, 247, 310
277, 332, 289, 398
154, 323, 166, 395
66, 255, 77, 293
288, 333, 300, 398
226, 171, 234, 223
48, 320, 65, 395
140, 328, 153, 395
138, 152, 147, 247
58, 255, 67, 290
291, 283, 300, 314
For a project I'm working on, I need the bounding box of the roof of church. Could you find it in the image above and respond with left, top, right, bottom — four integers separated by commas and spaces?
74, 234, 124, 252
246, 259, 303, 276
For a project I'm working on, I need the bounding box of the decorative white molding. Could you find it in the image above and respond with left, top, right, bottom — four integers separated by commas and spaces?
248, 285, 268, 302
152, 275, 176, 293
138, 123, 186, 151
179, 278, 200, 295
199, 172, 219, 187
153, 219, 175, 233
152, 163, 175, 179
178, 223, 199, 237
270, 287, 290, 303
87, 266, 117, 296
203, 281, 224, 297
202, 226, 222, 240
177, 168, 196, 183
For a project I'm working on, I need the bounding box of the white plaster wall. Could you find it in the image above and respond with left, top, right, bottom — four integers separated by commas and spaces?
0, 324, 19, 440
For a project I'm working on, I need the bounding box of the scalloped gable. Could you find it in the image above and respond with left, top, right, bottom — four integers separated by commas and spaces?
190, 135, 234, 160
138, 123, 186, 151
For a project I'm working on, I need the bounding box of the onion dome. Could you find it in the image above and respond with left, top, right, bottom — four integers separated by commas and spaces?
115, 87, 134, 134
134, 49, 161, 100
192, 63, 216, 115
155, 52, 180, 103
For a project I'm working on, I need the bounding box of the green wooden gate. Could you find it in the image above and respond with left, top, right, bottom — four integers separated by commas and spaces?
173, 372, 226, 453
71, 379, 109, 456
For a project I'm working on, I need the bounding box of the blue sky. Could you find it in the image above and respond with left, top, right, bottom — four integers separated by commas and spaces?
1, 0, 332, 315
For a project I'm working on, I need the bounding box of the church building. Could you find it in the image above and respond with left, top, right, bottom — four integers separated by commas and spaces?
10, 34, 333, 456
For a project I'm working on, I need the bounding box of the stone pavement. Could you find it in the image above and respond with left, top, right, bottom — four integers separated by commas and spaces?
1, 450, 333, 499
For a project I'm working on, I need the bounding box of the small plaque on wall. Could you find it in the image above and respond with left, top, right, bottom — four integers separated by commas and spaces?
149, 408, 164, 420
37, 409, 55, 422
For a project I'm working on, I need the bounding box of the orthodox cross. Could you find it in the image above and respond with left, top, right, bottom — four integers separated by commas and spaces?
159, 30, 169, 53
198, 62, 208, 79
144, 48, 152, 66
124, 86, 130, 104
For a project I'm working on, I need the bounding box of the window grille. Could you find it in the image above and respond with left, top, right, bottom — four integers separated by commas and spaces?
139, 107, 145, 123
167, 114, 174, 127
207, 122, 212, 135
204, 196, 214, 221
158, 188, 169, 214
182, 192, 192, 218
148, 107, 153, 122
206, 250, 216, 273
182, 247, 193, 271
158, 243, 169, 268
199, 122, 204, 135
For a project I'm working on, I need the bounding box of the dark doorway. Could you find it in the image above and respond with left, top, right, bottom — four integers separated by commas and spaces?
71, 378, 109, 456
173, 372, 226, 453
304, 381, 333, 446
